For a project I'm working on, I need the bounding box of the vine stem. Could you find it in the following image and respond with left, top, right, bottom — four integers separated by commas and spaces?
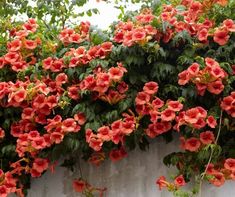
78, 156, 83, 179
198, 110, 223, 197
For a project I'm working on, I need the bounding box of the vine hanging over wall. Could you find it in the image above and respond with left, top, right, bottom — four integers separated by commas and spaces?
0, 0, 234, 196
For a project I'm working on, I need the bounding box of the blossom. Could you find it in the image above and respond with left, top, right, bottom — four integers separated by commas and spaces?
207, 80, 224, 95
68, 86, 80, 100
32, 158, 49, 173
209, 171, 225, 187
178, 70, 190, 85
161, 109, 175, 121
109, 148, 127, 162
223, 19, 235, 32
74, 113, 86, 125
213, 28, 230, 45
0, 128, 5, 139
24, 39, 37, 50
174, 175, 186, 187
143, 81, 159, 95
73, 179, 86, 193
206, 116, 217, 128
0, 185, 8, 197
200, 131, 215, 145
156, 176, 168, 190
221, 92, 235, 117
108, 66, 125, 82
135, 92, 151, 105
224, 158, 235, 171
197, 28, 208, 42
185, 137, 201, 152
167, 101, 183, 112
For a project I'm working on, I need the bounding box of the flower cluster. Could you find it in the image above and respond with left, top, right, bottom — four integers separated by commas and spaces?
178, 58, 227, 95
114, 9, 157, 46
86, 112, 136, 151
80, 62, 128, 104
59, 21, 90, 45
134, 81, 182, 138
0, 19, 40, 72
156, 175, 186, 191
220, 91, 235, 117
43, 42, 113, 72
205, 158, 235, 187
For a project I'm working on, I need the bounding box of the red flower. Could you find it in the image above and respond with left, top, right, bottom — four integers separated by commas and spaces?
73, 179, 86, 193
109, 148, 127, 162
200, 131, 215, 145
62, 118, 80, 133
220, 92, 235, 117
114, 31, 124, 43
132, 29, 146, 41
11, 61, 28, 72
174, 175, 186, 187
156, 176, 168, 190
31, 137, 46, 150
206, 116, 217, 128
197, 28, 208, 42
50, 59, 64, 72
178, 70, 190, 85
152, 97, 164, 109
0, 127, 5, 139
223, 19, 235, 32
30, 168, 41, 178
213, 28, 229, 45
22, 108, 34, 120
122, 120, 135, 135
143, 81, 159, 95
185, 137, 201, 152
69, 33, 81, 43
0, 57, 5, 69
135, 91, 151, 105
101, 42, 113, 52
187, 63, 200, 76
117, 81, 128, 94
209, 171, 225, 187
0, 185, 8, 197
42, 57, 53, 70
97, 126, 111, 141
74, 113, 86, 125
51, 132, 64, 144
32, 158, 49, 173
161, 109, 175, 121
167, 101, 183, 112
55, 73, 68, 85
8, 39, 22, 51
224, 158, 235, 171
184, 108, 201, 124
4, 52, 20, 63
207, 80, 224, 95
108, 67, 124, 82
24, 39, 37, 50
68, 86, 80, 100
89, 138, 103, 152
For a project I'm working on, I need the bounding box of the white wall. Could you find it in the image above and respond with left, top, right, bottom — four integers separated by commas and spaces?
27, 138, 235, 197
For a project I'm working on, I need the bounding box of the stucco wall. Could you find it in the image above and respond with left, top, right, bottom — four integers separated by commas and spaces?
26, 138, 235, 197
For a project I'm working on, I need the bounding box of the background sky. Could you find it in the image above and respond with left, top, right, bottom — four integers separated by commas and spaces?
77, 0, 141, 29
20, 0, 142, 29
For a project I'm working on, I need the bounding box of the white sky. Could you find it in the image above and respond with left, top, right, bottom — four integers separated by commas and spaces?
78, 0, 142, 29
17, 0, 142, 29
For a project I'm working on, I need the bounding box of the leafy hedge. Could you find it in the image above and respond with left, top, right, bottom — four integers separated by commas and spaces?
0, 0, 234, 196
